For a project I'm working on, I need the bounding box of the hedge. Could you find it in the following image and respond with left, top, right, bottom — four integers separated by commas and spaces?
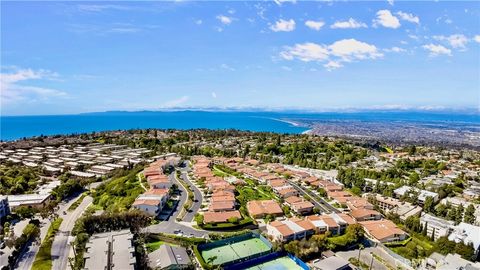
201, 218, 254, 230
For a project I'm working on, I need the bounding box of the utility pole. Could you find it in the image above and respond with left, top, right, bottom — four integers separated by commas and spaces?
358, 244, 364, 262
369, 252, 374, 270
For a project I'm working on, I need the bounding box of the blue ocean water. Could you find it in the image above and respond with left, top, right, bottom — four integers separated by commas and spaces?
1, 110, 479, 141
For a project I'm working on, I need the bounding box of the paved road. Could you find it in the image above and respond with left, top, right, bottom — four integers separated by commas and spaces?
178, 166, 203, 222
51, 196, 93, 270
145, 220, 208, 238
287, 180, 340, 214
165, 172, 187, 221
15, 218, 50, 270
336, 246, 410, 270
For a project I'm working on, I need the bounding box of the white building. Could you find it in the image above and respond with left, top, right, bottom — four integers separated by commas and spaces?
448, 222, 480, 255
420, 213, 454, 241
394, 186, 439, 204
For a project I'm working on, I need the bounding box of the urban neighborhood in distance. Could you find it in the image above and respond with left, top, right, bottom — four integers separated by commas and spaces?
1, 1, 479, 270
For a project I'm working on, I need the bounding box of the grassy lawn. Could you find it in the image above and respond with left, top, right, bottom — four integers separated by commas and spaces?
212, 167, 228, 177
32, 218, 63, 270
237, 186, 274, 204
389, 234, 433, 260
146, 240, 178, 252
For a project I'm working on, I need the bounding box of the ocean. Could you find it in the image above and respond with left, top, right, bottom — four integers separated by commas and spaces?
1, 110, 479, 141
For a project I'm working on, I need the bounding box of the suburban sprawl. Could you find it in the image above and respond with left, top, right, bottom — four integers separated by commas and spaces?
1, 129, 479, 270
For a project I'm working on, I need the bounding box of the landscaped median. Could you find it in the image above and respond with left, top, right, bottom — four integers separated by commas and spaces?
175, 170, 195, 220
32, 217, 63, 270
67, 193, 87, 211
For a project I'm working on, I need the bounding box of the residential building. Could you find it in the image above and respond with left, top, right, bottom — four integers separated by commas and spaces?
448, 222, 480, 257
84, 230, 136, 270
284, 196, 314, 215
266, 218, 315, 242
350, 208, 382, 222
360, 219, 408, 243
132, 199, 163, 216
203, 210, 242, 224
247, 200, 284, 219
209, 201, 236, 212
306, 215, 340, 235
148, 244, 192, 270
420, 213, 454, 241
368, 193, 422, 221
132, 189, 169, 217
425, 253, 480, 270
7, 193, 51, 210
393, 186, 439, 205
311, 256, 351, 270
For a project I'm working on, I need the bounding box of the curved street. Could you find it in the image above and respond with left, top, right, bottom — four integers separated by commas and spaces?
178, 165, 203, 222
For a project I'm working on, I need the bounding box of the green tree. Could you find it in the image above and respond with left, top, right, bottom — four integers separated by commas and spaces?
455, 204, 464, 225
409, 172, 420, 186
463, 204, 476, 224
15, 206, 36, 219
423, 196, 435, 213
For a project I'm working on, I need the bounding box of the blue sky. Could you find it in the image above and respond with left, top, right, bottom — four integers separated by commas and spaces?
1, 1, 479, 116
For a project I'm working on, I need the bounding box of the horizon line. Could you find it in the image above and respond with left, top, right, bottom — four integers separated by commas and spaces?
1, 106, 479, 117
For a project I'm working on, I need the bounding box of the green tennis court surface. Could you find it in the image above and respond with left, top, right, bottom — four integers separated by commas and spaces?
246, 256, 304, 270
201, 238, 271, 265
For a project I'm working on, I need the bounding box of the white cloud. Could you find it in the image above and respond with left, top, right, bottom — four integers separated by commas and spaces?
280, 39, 382, 70
408, 34, 419, 40
324, 61, 343, 71
305, 20, 325, 31
270, 19, 296, 32
422, 44, 452, 56
475, 35, 480, 43
274, 0, 296, 6
397, 11, 420, 24
220, 64, 235, 71
211, 92, 217, 98
330, 18, 367, 29
280, 42, 329, 62
77, 4, 131, 12
387, 0, 394, 5
216, 15, 233, 25
195, 19, 203, 25
329, 39, 383, 61
433, 34, 469, 49
163, 96, 189, 107
385, 46, 406, 53
1, 68, 66, 104
373, 10, 401, 29
281, 66, 292, 71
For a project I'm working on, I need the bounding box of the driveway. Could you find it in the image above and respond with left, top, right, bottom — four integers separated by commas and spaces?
336, 247, 400, 270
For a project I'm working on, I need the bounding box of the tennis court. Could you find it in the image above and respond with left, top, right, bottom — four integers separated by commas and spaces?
201, 237, 271, 266
246, 256, 305, 270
